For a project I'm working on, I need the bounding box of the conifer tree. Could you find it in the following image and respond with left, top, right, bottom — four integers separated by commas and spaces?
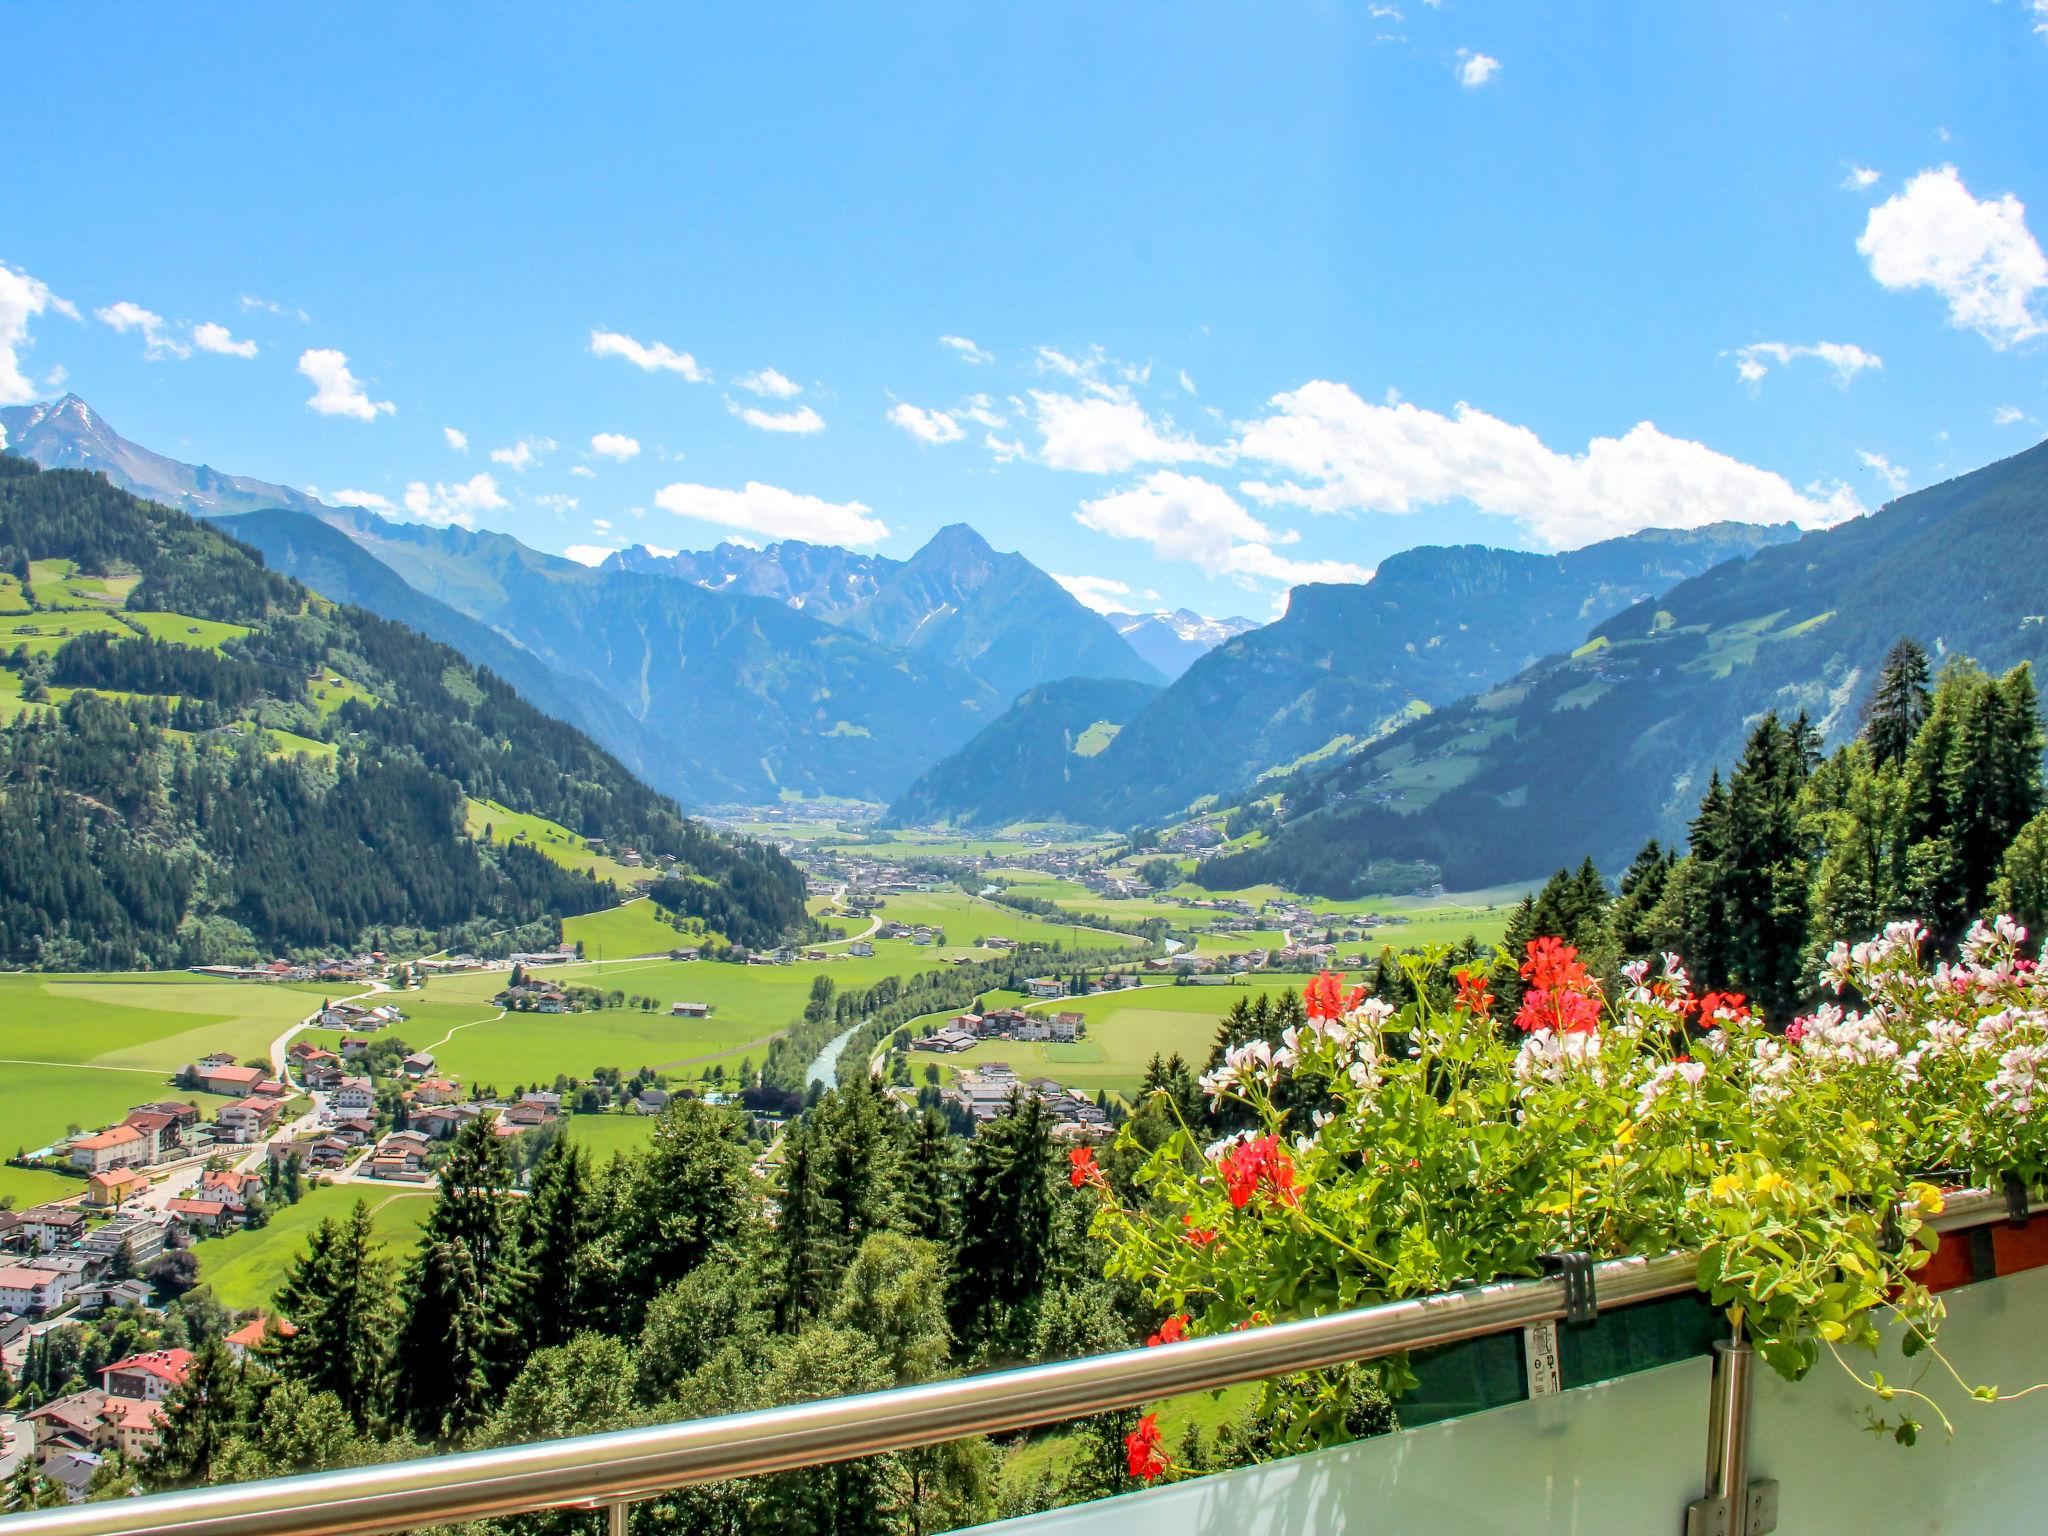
609, 1098, 757, 1330
269, 1201, 395, 1430
1863, 636, 1932, 768
950, 1094, 1056, 1358
390, 1240, 493, 1442
148, 1336, 246, 1486
518, 1133, 599, 1353
898, 1108, 960, 1249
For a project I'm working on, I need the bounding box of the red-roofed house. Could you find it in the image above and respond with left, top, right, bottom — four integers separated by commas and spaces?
98, 1392, 169, 1460
195, 1063, 266, 1097
167, 1198, 232, 1233
83, 1168, 151, 1208
102, 1349, 194, 1402
69, 1123, 148, 1173
200, 1169, 262, 1209
223, 1315, 298, 1361
215, 1098, 282, 1144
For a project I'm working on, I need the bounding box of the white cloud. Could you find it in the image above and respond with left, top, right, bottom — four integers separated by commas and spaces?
562, 544, 615, 567
1455, 48, 1501, 87
1029, 389, 1228, 473
734, 403, 826, 434
589, 328, 709, 380
986, 434, 1027, 462
0, 262, 71, 404
958, 395, 1006, 429
570, 465, 597, 478
736, 367, 801, 398
1235, 380, 1861, 547
886, 402, 966, 445
1992, 404, 2027, 425
589, 432, 642, 462
654, 480, 888, 546
1842, 165, 1882, 192
1859, 450, 1909, 494
328, 488, 394, 512
443, 426, 469, 452
191, 321, 257, 358
402, 472, 506, 528
239, 294, 307, 321
1858, 166, 2048, 348
1178, 369, 1197, 395
298, 348, 394, 420
1729, 340, 1883, 389
2032, 0, 2048, 40
490, 436, 555, 473
939, 334, 993, 364
1075, 470, 1371, 590
1052, 573, 1137, 614
96, 300, 189, 360
592, 518, 612, 531
531, 493, 580, 512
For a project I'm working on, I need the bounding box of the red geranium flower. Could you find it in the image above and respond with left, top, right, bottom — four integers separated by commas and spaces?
1068, 1146, 1104, 1189
1219, 1134, 1300, 1208
1695, 991, 1749, 1022
1521, 937, 1593, 993
1147, 1313, 1190, 1347
1513, 939, 1602, 1035
1183, 1215, 1218, 1246
1126, 1413, 1170, 1482
1453, 967, 1496, 1019
1304, 970, 1366, 1021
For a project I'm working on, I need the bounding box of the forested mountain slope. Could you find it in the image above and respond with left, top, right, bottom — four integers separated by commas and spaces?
900, 521, 1799, 829
1203, 439, 2048, 895
0, 456, 805, 969
887, 676, 1163, 827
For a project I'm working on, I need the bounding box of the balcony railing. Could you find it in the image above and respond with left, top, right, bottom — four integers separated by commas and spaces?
1, 1187, 2038, 1536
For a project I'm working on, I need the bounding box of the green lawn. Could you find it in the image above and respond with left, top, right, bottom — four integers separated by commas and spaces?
121, 610, 253, 650
564, 898, 702, 960
196, 1186, 436, 1310
560, 1111, 659, 1162
924, 983, 1285, 1096
467, 799, 645, 885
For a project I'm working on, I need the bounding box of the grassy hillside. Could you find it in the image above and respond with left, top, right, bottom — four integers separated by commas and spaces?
0, 454, 806, 967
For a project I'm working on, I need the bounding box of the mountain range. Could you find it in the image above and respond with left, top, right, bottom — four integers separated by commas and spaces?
1112, 609, 1260, 681
0, 454, 804, 968
892, 521, 1803, 830
1201, 437, 2048, 894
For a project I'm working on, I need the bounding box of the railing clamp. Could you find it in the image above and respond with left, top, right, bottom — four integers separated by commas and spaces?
2003, 1172, 2030, 1223
1540, 1250, 1597, 1324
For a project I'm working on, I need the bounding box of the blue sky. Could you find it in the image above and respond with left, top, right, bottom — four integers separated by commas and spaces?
3, 2, 2045, 619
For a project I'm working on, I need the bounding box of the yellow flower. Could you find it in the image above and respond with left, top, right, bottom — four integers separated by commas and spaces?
1710, 1172, 1745, 1200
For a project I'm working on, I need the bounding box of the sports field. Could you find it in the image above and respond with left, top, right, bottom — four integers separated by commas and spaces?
195, 1185, 436, 1310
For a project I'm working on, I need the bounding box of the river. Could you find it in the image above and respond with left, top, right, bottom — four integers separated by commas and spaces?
806, 1024, 859, 1089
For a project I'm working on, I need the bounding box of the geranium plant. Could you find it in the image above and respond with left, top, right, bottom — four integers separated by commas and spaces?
1080, 917, 2048, 1474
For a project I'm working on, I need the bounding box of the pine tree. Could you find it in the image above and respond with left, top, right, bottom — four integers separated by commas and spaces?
269, 1201, 395, 1430
518, 1133, 599, 1353
148, 1337, 246, 1486
390, 1240, 493, 1442
1863, 636, 1932, 768
898, 1108, 959, 1250
1990, 812, 2048, 934
609, 1098, 758, 1329
950, 1093, 1056, 1358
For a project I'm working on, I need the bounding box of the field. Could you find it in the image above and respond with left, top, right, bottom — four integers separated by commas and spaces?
918, 983, 1292, 1097
467, 799, 646, 886
195, 1185, 436, 1310
560, 1111, 659, 1162
0, 973, 328, 1194
563, 898, 703, 960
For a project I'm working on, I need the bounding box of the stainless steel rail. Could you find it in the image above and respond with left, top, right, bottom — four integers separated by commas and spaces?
2, 1186, 2029, 1536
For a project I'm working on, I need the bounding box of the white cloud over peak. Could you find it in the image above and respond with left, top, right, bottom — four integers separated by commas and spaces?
1859, 450, 1909, 494
1052, 573, 1136, 614
402, 472, 505, 528
1234, 380, 1861, 547
191, 321, 258, 358
328, 488, 394, 512
1858, 166, 2048, 348
655, 480, 888, 546
736, 367, 801, 398
298, 349, 394, 420
562, 544, 615, 567
444, 427, 468, 452
1075, 471, 1374, 591
1842, 165, 1882, 192
490, 436, 555, 473
97, 300, 189, 360
886, 402, 966, 445
734, 403, 826, 434
589, 328, 709, 380
1029, 389, 1228, 473
0, 262, 72, 404
590, 432, 641, 462
1730, 340, 1883, 389
939, 334, 993, 364
1455, 49, 1501, 87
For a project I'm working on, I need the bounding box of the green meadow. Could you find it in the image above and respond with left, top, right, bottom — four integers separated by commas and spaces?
563, 897, 703, 960
195, 1186, 436, 1310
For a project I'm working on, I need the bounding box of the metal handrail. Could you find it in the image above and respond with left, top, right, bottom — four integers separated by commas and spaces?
1, 1186, 2029, 1536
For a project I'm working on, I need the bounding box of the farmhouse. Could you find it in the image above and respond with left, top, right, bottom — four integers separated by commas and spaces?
1023, 978, 1066, 999
671, 1000, 714, 1018
68, 1124, 149, 1174
912, 1026, 978, 1054
0, 1263, 72, 1316
193, 1062, 267, 1097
